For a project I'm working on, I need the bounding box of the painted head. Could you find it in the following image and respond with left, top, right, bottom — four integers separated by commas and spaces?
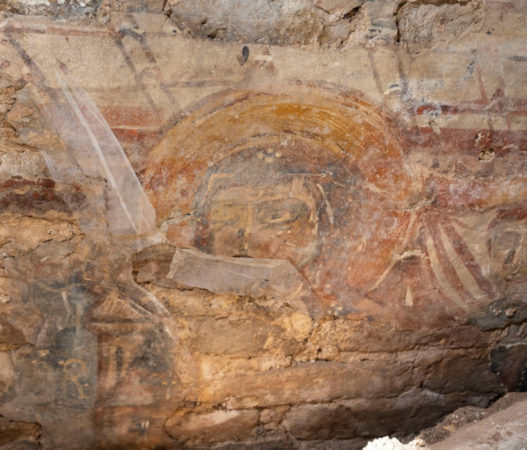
192, 138, 349, 268
144, 86, 413, 300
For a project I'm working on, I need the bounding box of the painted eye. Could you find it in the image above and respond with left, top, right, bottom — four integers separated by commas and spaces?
269, 211, 294, 223
256, 200, 309, 226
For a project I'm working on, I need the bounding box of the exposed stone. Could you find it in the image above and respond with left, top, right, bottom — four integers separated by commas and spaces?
490, 344, 527, 391
259, 406, 289, 427
423, 354, 504, 395
0, 352, 15, 397
397, 0, 485, 53
281, 312, 313, 342
0, 416, 40, 447
431, 395, 527, 450
165, 0, 403, 47
314, 0, 361, 15
164, 409, 259, 445
167, 248, 322, 317
187, 316, 287, 356
166, 0, 327, 45
282, 390, 463, 440
198, 360, 419, 408
0, 215, 75, 253
0, 320, 26, 351
132, 243, 177, 287
0, 0, 100, 17
469, 298, 527, 331
0, 151, 48, 182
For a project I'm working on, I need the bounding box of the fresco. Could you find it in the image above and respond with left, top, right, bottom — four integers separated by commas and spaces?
144, 85, 526, 326
1, 11, 525, 444
145, 87, 407, 317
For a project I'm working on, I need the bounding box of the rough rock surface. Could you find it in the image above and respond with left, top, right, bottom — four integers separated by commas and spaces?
420, 392, 527, 445
0, 0, 526, 448
431, 394, 527, 449
365, 393, 527, 448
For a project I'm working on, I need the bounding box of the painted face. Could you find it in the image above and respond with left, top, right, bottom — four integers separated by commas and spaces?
204, 179, 319, 267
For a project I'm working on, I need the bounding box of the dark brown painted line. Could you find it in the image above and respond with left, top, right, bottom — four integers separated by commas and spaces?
111, 33, 161, 120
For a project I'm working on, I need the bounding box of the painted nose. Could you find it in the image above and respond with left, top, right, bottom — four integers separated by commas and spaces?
239, 203, 255, 255
233, 228, 248, 256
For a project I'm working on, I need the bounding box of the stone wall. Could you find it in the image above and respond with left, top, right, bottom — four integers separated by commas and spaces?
0, 0, 526, 448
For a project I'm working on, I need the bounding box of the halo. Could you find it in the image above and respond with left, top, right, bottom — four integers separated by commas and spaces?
144, 84, 411, 221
